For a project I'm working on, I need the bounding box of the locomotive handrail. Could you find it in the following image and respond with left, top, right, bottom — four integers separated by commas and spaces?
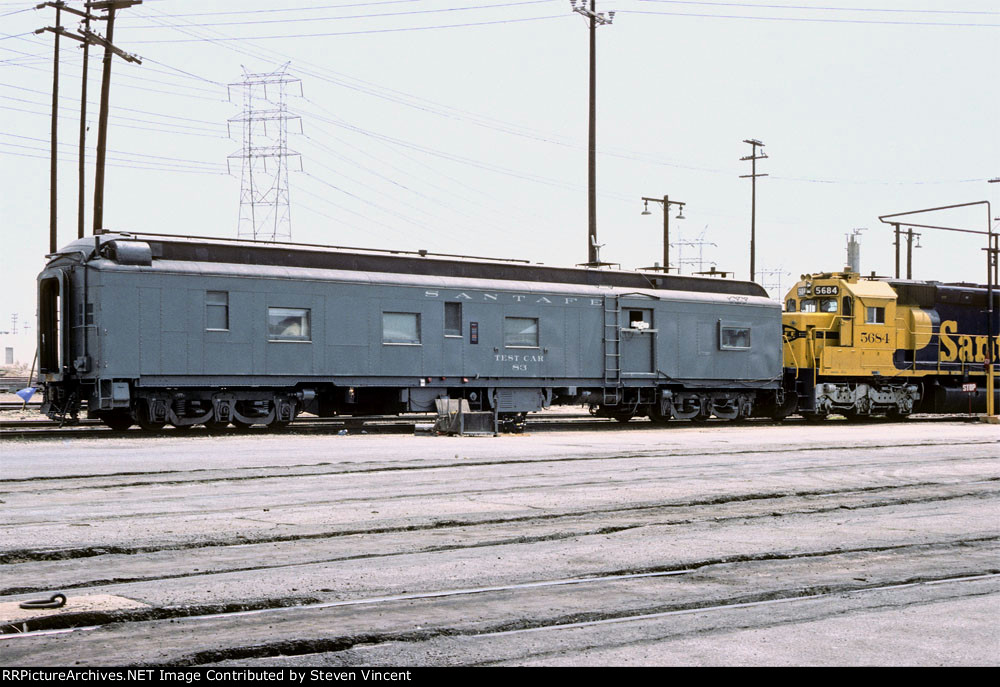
781, 332, 801, 378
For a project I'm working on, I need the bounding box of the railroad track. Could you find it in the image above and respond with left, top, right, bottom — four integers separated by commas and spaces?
4, 568, 994, 643
0, 413, 621, 439
0, 412, 983, 440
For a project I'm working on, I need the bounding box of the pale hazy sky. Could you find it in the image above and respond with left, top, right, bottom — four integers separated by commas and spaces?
1, 0, 998, 361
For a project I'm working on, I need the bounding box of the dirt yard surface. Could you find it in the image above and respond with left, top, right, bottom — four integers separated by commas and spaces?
1, 421, 997, 666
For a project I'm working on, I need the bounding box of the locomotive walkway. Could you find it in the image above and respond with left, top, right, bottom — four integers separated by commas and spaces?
0, 421, 997, 666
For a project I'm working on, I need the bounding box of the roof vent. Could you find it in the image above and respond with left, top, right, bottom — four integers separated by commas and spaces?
104, 240, 152, 266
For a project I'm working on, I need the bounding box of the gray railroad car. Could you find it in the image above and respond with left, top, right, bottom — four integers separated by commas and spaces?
37, 233, 784, 431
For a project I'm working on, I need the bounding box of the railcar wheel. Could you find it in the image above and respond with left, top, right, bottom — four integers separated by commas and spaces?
134, 400, 167, 432
136, 416, 165, 432
648, 406, 671, 425
101, 411, 133, 432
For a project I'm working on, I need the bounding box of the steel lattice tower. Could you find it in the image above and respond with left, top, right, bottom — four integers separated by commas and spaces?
227, 66, 302, 242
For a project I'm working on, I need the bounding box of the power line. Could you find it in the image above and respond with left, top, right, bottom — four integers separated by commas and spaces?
122, 1, 557, 29
0, 132, 224, 167
636, 1, 1000, 16
0, 83, 226, 127
126, 13, 569, 42
0, 141, 226, 173
125, 0, 427, 18
621, 8, 1000, 27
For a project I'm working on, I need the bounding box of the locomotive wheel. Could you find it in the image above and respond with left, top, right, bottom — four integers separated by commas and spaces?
802, 413, 827, 423
611, 412, 634, 424
204, 420, 230, 432
102, 411, 133, 432
232, 419, 254, 431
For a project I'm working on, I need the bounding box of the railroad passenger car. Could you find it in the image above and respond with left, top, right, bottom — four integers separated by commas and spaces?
782, 270, 1000, 418
37, 233, 783, 431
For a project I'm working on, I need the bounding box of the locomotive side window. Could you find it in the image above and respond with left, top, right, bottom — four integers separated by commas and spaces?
865, 306, 885, 324
842, 297, 853, 317
206, 291, 229, 331
800, 299, 817, 313
504, 317, 539, 348
268, 307, 311, 341
444, 302, 462, 337
720, 326, 751, 350
383, 312, 421, 344
786, 299, 796, 312
819, 298, 838, 313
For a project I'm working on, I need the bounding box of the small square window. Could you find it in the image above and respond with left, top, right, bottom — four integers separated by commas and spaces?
720, 326, 751, 350
383, 312, 421, 344
269, 307, 310, 341
206, 291, 228, 331
865, 306, 885, 324
504, 317, 538, 347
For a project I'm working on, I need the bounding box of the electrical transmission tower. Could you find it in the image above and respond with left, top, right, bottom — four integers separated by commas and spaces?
227, 65, 303, 242
757, 267, 790, 300
670, 225, 717, 275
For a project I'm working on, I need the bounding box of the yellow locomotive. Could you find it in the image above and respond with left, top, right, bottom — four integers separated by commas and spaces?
782, 270, 999, 418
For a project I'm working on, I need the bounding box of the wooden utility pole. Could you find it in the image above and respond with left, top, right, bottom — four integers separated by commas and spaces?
36, 0, 141, 246
89, 0, 142, 235
78, 7, 91, 239
570, 0, 614, 265
740, 139, 767, 282
35, 1, 64, 253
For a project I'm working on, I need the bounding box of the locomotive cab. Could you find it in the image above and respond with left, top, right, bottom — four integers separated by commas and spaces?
782, 270, 919, 419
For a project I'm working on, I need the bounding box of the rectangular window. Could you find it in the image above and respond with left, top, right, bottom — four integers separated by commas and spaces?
383, 312, 421, 344
444, 302, 462, 336
720, 325, 752, 350
786, 299, 796, 313
206, 291, 228, 331
865, 306, 885, 324
504, 317, 538, 347
268, 307, 311, 341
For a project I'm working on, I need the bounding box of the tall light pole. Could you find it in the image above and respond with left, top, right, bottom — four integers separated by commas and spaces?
740, 138, 767, 282
641, 195, 685, 272
570, 0, 614, 265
